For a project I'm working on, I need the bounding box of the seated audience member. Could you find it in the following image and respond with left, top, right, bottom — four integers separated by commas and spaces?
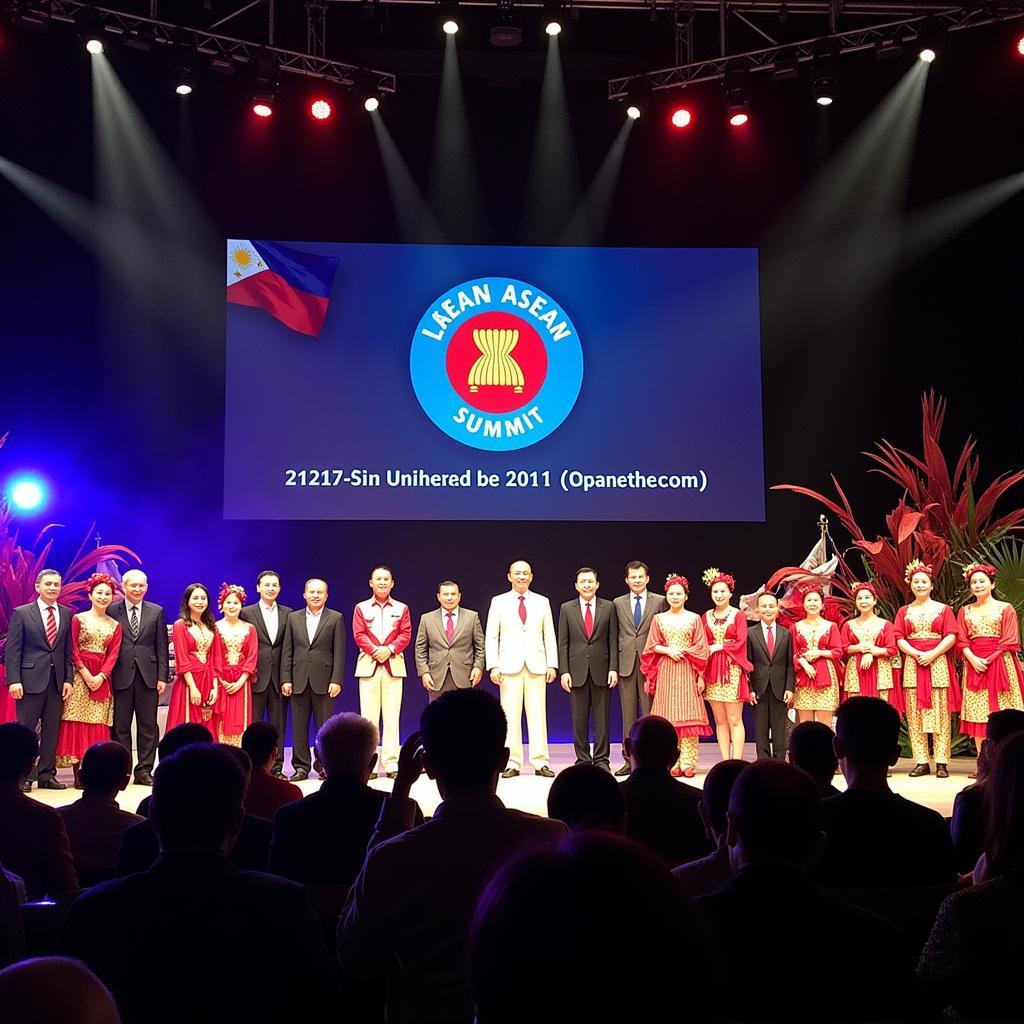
61, 744, 336, 1024
58, 742, 143, 886
337, 689, 566, 1024
697, 760, 915, 1021
0, 956, 120, 1024
950, 707, 1024, 874
241, 722, 302, 821
788, 721, 842, 798
672, 759, 748, 899
0, 722, 78, 898
919, 731, 1024, 1021
272, 712, 422, 886
816, 697, 956, 888
0, 860, 25, 969
546, 763, 627, 833
470, 833, 715, 1024
134, 723, 214, 817
619, 715, 711, 867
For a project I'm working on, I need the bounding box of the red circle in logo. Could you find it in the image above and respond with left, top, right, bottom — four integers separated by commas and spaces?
445, 312, 548, 414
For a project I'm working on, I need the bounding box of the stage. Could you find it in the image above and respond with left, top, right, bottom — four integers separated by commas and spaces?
31, 743, 972, 820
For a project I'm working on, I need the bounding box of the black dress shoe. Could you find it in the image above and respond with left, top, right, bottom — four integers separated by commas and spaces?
20, 781, 32, 793
501, 768, 520, 779
290, 770, 309, 782
908, 763, 931, 778
37, 779, 67, 791
535, 766, 555, 778
936, 763, 949, 779
134, 773, 154, 787
386, 772, 397, 780
614, 764, 632, 777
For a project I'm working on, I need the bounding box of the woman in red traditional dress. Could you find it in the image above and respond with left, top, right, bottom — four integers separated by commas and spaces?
166, 583, 218, 734
699, 567, 752, 762
791, 583, 843, 727
640, 575, 711, 778
895, 560, 960, 779
840, 583, 902, 710
56, 573, 122, 787
213, 583, 258, 747
956, 563, 1024, 778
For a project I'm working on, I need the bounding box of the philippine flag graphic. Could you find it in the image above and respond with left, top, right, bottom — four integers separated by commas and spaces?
226, 240, 340, 338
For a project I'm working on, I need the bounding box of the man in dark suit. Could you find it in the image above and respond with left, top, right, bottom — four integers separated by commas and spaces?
558, 567, 619, 771
281, 578, 345, 782
746, 591, 795, 760
62, 744, 337, 1024
107, 569, 169, 786
240, 570, 292, 778
612, 561, 666, 775
414, 580, 485, 701
4, 568, 74, 790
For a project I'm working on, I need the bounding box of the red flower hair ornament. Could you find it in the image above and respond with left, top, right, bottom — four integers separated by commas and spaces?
218, 583, 247, 608
664, 574, 690, 594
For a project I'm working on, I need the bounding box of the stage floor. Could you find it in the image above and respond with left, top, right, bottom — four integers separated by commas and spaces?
30, 743, 972, 820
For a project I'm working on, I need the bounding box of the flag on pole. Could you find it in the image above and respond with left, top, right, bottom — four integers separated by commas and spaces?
226, 240, 339, 338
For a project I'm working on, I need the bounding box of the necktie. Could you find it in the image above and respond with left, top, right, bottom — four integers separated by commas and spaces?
633, 596, 642, 629
518, 595, 527, 624
130, 605, 140, 638
45, 605, 57, 647
445, 612, 454, 643
584, 602, 594, 638
766, 625, 775, 657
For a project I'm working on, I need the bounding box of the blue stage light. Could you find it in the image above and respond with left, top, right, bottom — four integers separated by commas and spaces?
8, 477, 47, 513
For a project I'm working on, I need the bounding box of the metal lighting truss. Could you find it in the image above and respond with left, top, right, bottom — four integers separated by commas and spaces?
10, 0, 396, 93
607, 1, 1024, 99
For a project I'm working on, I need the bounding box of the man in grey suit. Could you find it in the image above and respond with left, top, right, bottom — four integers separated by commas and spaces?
240, 570, 293, 778
613, 561, 666, 776
414, 580, 485, 701
558, 567, 619, 770
4, 568, 74, 790
108, 569, 169, 785
281, 578, 345, 781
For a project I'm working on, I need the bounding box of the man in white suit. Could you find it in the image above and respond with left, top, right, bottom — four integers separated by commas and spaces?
485, 560, 557, 778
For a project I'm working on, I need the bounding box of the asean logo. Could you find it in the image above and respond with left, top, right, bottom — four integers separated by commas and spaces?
410, 277, 583, 452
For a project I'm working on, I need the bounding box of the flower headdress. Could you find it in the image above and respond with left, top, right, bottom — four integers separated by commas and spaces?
904, 559, 934, 583
218, 582, 247, 608
850, 581, 878, 599
795, 581, 825, 601
664, 573, 689, 594
86, 572, 116, 593
963, 563, 997, 583
701, 567, 736, 591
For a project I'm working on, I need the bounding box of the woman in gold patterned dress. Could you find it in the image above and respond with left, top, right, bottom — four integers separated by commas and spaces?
894, 560, 960, 779
840, 583, 902, 711
956, 563, 1024, 778
56, 573, 122, 786
699, 568, 752, 763
166, 583, 218, 734
640, 575, 711, 778
791, 584, 843, 726
213, 583, 258, 746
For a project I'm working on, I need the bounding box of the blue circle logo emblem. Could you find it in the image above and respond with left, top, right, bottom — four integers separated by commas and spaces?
410, 277, 583, 452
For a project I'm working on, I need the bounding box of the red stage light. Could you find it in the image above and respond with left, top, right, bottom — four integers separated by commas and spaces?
670, 107, 692, 128
1017, 34, 1024, 57
252, 101, 273, 118
311, 99, 332, 120
728, 111, 749, 127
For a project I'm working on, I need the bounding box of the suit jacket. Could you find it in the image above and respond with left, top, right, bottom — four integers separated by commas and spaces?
614, 591, 667, 677
557, 597, 618, 687
620, 767, 711, 867
746, 621, 796, 699
61, 849, 338, 1024
107, 600, 169, 690
353, 598, 411, 678
281, 607, 346, 695
240, 601, 293, 694
414, 608, 485, 690
0, 790, 79, 898
485, 590, 557, 676
4, 601, 74, 692
58, 795, 144, 887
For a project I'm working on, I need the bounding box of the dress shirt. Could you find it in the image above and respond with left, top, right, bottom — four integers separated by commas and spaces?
579, 597, 595, 619
124, 600, 143, 620
761, 621, 777, 644
366, 598, 396, 651
305, 608, 323, 645
37, 597, 59, 633
440, 607, 459, 631
259, 601, 279, 641
631, 591, 647, 619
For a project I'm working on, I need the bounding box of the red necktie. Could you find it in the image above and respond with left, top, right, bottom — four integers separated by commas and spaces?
766, 624, 775, 657
45, 605, 57, 647
584, 602, 593, 638
518, 596, 527, 624
445, 612, 454, 643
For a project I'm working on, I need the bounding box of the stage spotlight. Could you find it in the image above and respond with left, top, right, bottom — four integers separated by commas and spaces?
811, 61, 838, 106
670, 106, 692, 128
364, 95, 380, 112
626, 105, 641, 120
724, 69, 751, 126
544, 0, 562, 35
443, 18, 459, 34
624, 76, 652, 120
252, 95, 274, 117
1017, 34, 1024, 57
8, 476, 47, 513
76, 7, 104, 53
441, 2, 460, 35
311, 98, 332, 120
251, 50, 279, 116
916, 21, 944, 62
173, 66, 195, 96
